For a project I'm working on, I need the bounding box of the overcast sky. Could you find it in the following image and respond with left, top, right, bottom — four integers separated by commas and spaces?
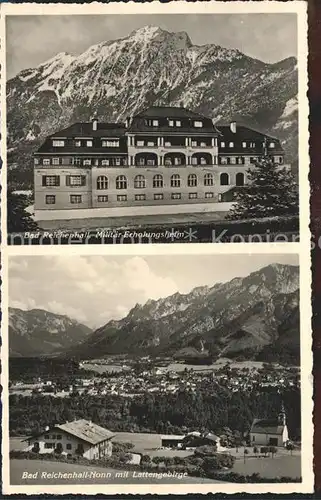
9, 254, 299, 329
6, 14, 297, 79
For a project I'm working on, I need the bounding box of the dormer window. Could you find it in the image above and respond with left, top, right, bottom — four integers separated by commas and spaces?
176, 120, 181, 127
152, 120, 159, 127
75, 140, 81, 147
194, 121, 203, 128
221, 142, 225, 148
52, 139, 65, 147
169, 120, 174, 127
229, 142, 234, 148
250, 142, 255, 148
242, 142, 247, 148
102, 139, 120, 147
86, 140, 93, 147
269, 142, 275, 148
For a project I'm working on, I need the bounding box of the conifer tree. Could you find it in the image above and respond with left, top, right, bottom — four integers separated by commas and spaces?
7, 190, 38, 232
226, 155, 299, 220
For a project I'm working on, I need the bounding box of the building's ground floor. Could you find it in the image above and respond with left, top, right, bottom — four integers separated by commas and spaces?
34, 165, 248, 211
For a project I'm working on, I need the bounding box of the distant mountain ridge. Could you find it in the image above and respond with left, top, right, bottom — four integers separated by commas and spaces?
9, 307, 92, 357
67, 263, 300, 364
7, 25, 298, 189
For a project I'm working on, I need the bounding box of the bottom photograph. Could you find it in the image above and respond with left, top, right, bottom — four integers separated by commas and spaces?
6, 252, 304, 490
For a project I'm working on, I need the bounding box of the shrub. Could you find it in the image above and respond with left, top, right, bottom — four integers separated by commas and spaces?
112, 441, 134, 453
202, 453, 235, 471
194, 445, 218, 458
141, 454, 151, 464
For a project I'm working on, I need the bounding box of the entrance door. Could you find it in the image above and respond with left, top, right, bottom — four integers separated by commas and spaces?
268, 437, 278, 446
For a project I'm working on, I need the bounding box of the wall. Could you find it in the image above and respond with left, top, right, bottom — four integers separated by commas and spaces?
25, 430, 112, 459
250, 432, 283, 447
34, 167, 92, 210
25, 430, 88, 456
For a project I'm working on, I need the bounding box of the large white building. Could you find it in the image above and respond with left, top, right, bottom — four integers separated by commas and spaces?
33, 105, 287, 213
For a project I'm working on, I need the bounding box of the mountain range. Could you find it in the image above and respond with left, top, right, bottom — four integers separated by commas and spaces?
7, 25, 298, 189
9, 263, 300, 364
9, 308, 92, 357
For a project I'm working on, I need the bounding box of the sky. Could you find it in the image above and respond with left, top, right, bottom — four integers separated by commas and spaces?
6, 14, 297, 79
9, 254, 299, 329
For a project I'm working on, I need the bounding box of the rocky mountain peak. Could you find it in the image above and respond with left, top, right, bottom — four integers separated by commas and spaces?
7, 25, 298, 189
66, 264, 300, 363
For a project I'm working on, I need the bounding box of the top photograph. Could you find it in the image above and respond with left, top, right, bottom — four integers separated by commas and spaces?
3, 3, 308, 245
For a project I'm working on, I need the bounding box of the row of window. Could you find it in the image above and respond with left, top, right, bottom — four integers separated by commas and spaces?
95, 173, 242, 189
135, 140, 212, 148
53, 139, 120, 148
36, 156, 214, 167
37, 157, 127, 167
44, 434, 62, 440
219, 156, 283, 165
144, 119, 204, 128
45, 192, 217, 205
42, 172, 243, 189
52, 137, 279, 151
52, 138, 278, 149
44, 442, 73, 450
221, 141, 277, 149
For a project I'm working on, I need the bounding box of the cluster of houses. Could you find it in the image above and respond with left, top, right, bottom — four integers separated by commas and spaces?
22, 409, 290, 461
10, 364, 299, 399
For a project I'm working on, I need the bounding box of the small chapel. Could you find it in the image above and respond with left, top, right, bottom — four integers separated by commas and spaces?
249, 406, 289, 447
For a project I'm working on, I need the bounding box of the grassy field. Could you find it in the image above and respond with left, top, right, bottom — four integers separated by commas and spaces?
37, 210, 229, 231
10, 460, 221, 485
231, 455, 301, 480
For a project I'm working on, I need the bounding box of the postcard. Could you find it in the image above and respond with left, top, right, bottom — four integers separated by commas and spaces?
1, 0, 308, 245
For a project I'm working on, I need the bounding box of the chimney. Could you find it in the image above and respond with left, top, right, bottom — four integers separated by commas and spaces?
230, 121, 236, 133
92, 115, 98, 131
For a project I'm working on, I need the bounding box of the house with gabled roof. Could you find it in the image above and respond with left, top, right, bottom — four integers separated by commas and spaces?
250, 409, 289, 447
23, 419, 114, 459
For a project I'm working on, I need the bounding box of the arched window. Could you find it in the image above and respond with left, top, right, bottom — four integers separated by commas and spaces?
134, 175, 146, 189
153, 174, 163, 188
116, 175, 127, 190
220, 173, 229, 186
171, 174, 181, 188
236, 172, 245, 186
204, 173, 214, 186
187, 174, 197, 187
97, 176, 108, 190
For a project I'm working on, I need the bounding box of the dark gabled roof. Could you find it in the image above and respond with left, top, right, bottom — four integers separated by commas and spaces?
250, 419, 285, 435
25, 419, 115, 445
36, 122, 127, 154
51, 122, 126, 138
216, 125, 284, 153
135, 106, 206, 119
128, 107, 217, 135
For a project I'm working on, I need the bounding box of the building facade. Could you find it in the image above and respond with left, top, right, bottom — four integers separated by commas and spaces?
250, 410, 289, 447
34, 106, 287, 211
24, 419, 114, 459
